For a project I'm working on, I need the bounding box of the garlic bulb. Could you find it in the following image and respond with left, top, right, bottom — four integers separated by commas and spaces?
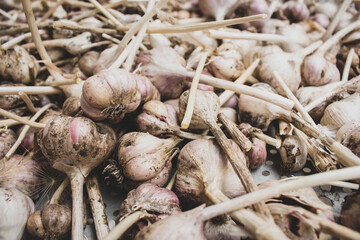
0, 154, 42, 197
0, 187, 35, 240
336, 121, 360, 157
279, 135, 307, 173
81, 68, 141, 121
62, 96, 81, 117
41, 204, 72, 239
198, 0, 241, 20
279, 1, 310, 22
117, 132, 181, 182
136, 46, 188, 99
0, 46, 39, 85
341, 191, 360, 231
320, 93, 360, 132
78, 51, 99, 77
175, 139, 245, 206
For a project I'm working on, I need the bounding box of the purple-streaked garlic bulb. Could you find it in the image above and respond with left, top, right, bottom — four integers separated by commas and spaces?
117, 132, 181, 182
221, 94, 238, 109
78, 50, 99, 77
38, 115, 116, 239
164, 99, 180, 122
262, 19, 290, 34
279, 135, 307, 173
219, 107, 237, 124
135, 74, 161, 103
320, 93, 360, 132
238, 83, 290, 130
279, 0, 310, 22
247, 137, 267, 170
208, 42, 244, 80
0, 46, 39, 85
16, 125, 36, 151
136, 100, 205, 140
80, 68, 141, 121
118, 183, 181, 223
136, 46, 188, 99
336, 121, 360, 158
0, 128, 16, 159
310, 13, 330, 28
204, 215, 250, 240
0, 188, 35, 240
238, 0, 269, 29
0, 154, 42, 197
175, 139, 245, 206
198, 0, 240, 20
341, 191, 360, 231
302, 21, 360, 86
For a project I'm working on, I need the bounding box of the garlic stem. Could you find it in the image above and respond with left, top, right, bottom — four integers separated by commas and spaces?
202, 165, 360, 221
0, 117, 30, 128
38, 0, 66, 23
88, 0, 122, 26
47, 77, 82, 87
304, 75, 360, 112
206, 118, 272, 218
124, 0, 154, 71
317, 20, 360, 55
322, 0, 352, 41
105, 211, 149, 240
181, 50, 208, 129
18, 91, 37, 114
273, 71, 317, 128
295, 40, 322, 60
219, 59, 260, 106
165, 170, 177, 190
5, 103, 53, 159
208, 29, 289, 43
70, 173, 85, 240
254, 132, 281, 149
1, 31, 42, 50
183, 71, 294, 110
0, 86, 62, 95
107, 0, 170, 69
53, 21, 117, 35
49, 178, 69, 205
21, 0, 68, 83
341, 48, 355, 82
171, 127, 212, 140
218, 113, 252, 152
86, 174, 110, 240
0, 108, 46, 129
327, 181, 359, 190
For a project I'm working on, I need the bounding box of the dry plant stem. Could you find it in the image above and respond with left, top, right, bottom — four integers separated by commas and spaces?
322, 0, 352, 41
206, 118, 272, 218
328, 181, 359, 190
39, 0, 66, 22
205, 186, 286, 240
208, 30, 288, 43
0, 108, 46, 129
290, 112, 360, 167
304, 75, 360, 112
294, 128, 337, 172
181, 50, 208, 129
5, 103, 53, 159
273, 71, 317, 128
104, 211, 149, 240
202, 165, 360, 221
47, 77, 82, 87
341, 48, 355, 82
0, 22, 50, 36
0, 86, 62, 95
218, 113, 252, 152
21, 0, 67, 83
86, 174, 110, 240
18, 91, 37, 114
102, 33, 121, 44
49, 178, 70, 205
1, 31, 38, 50
0, 117, 30, 128
54, 15, 265, 35
166, 170, 177, 190
107, 0, 170, 69
124, 0, 155, 71
0, 8, 12, 19
21, 39, 110, 50
219, 59, 260, 106
183, 71, 294, 110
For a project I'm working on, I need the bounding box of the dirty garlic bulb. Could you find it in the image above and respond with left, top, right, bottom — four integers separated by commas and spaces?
0, 46, 39, 84
0, 128, 17, 159
81, 68, 141, 121
336, 121, 360, 158
280, 135, 307, 173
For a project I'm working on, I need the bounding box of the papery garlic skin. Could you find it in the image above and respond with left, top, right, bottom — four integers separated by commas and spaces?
0, 154, 42, 197
79, 51, 99, 77
81, 68, 141, 121
0, 129, 16, 159
302, 55, 340, 86
279, 135, 307, 173
198, 0, 240, 20
0, 188, 35, 240
0, 46, 39, 85
336, 121, 360, 158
